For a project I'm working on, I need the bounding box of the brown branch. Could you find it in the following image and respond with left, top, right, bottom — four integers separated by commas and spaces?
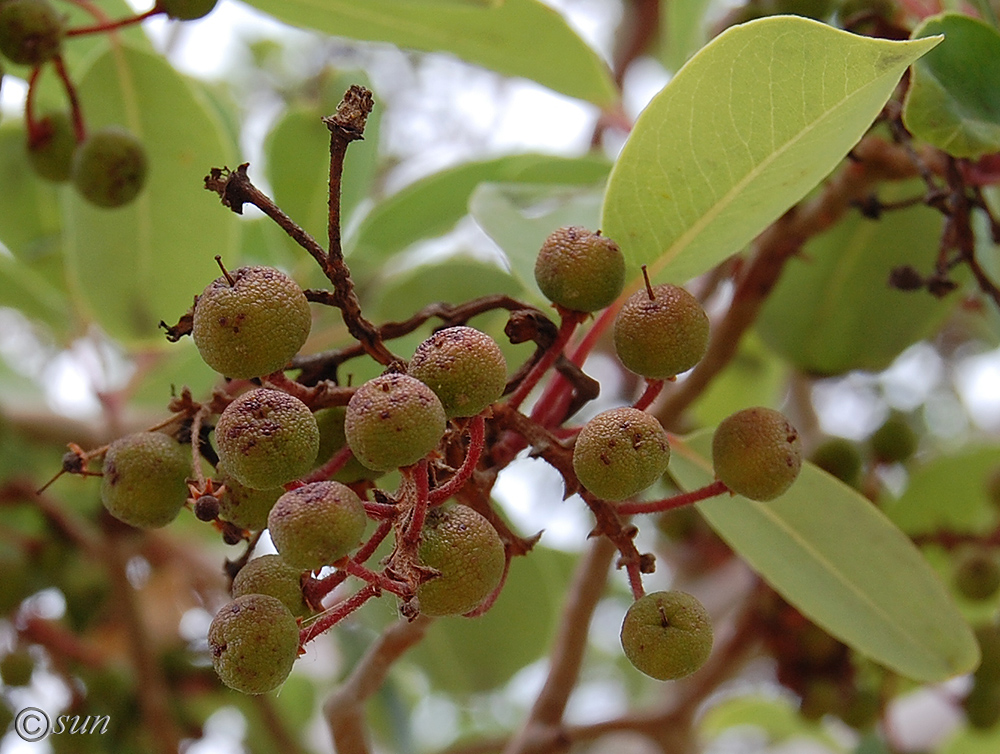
501, 537, 617, 754
656, 134, 930, 428
325, 615, 433, 754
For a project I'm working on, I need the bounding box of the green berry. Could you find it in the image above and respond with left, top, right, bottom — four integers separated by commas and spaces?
870, 412, 918, 464
534, 226, 625, 312
267, 481, 367, 571
208, 594, 299, 695
71, 127, 147, 208
214, 388, 319, 490
712, 407, 802, 501
345, 373, 446, 472
0, 649, 34, 686
313, 407, 384, 483
613, 283, 710, 379
101, 432, 190, 528
809, 437, 863, 486
0, 0, 63, 66
157, 0, 218, 20
620, 591, 713, 681
572, 407, 671, 501
232, 554, 308, 618
954, 550, 1000, 602
407, 326, 507, 418
417, 504, 505, 617
214, 459, 283, 531
192, 265, 312, 380
27, 111, 76, 183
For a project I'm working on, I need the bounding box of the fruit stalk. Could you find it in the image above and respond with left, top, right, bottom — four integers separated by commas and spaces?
617, 480, 729, 515
429, 414, 486, 504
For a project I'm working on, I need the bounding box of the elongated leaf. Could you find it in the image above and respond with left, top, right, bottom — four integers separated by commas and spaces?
0, 253, 70, 332
244, 0, 616, 106
755, 180, 958, 376
669, 430, 979, 682
349, 153, 610, 261
602, 16, 941, 285
64, 45, 239, 345
903, 13, 1000, 158
0, 125, 62, 260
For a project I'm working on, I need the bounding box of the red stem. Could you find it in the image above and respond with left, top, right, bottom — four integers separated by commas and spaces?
626, 560, 645, 600
403, 460, 430, 544
632, 379, 665, 412
300, 584, 379, 646
429, 415, 486, 505
340, 558, 409, 597
52, 56, 86, 142
616, 480, 729, 515
24, 67, 42, 139
363, 500, 398, 520
66, 8, 161, 36
507, 309, 587, 411
302, 445, 354, 484
354, 519, 393, 564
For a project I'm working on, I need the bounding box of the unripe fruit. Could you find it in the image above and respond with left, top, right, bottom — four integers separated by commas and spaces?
27, 111, 76, 183
208, 594, 299, 695
712, 407, 802, 501
870, 413, 918, 464
416, 504, 505, 617
215, 388, 319, 490
613, 283, 710, 379
232, 554, 308, 617
572, 407, 671, 500
192, 265, 311, 380
0, 0, 63, 66
407, 326, 507, 418
345, 373, 446, 472
313, 407, 384, 483
71, 127, 147, 208
620, 591, 713, 681
214, 459, 283, 530
809, 437, 863, 486
101, 432, 190, 528
267, 481, 366, 571
534, 226, 625, 312
954, 550, 1000, 602
157, 0, 218, 21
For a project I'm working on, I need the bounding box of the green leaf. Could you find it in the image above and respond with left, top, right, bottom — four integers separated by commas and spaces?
243, 0, 617, 106
0, 124, 63, 261
668, 430, 979, 682
941, 726, 1000, 754
755, 180, 958, 376
63, 45, 239, 345
0, 252, 70, 332
903, 13, 1000, 158
884, 446, 1000, 536
602, 16, 942, 286
660, 0, 712, 73
691, 332, 785, 427
349, 153, 610, 263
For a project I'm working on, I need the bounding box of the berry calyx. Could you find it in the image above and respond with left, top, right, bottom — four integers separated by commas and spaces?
214, 388, 319, 490
192, 263, 312, 380
156, 0, 218, 21
712, 407, 802, 501
613, 281, 710, 379
534, 226, 625, 312
214, 459, 283, 531
100, 432, 190, 528
71, 127, 147, 208
267, 481, 367, 571
27, 111, 76, 183
345, 373, 446, 472
416, 504, 505, 617
231, 554, 308, 618
620, 590, 714, 681
407, 326, 507, 418
208, 594, 299, 695
0, 0, 64, 66
572, 407, 671, 501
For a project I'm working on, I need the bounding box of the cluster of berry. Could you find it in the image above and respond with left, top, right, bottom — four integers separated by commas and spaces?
0, 0, 217, 206
80, 219, 805, 694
